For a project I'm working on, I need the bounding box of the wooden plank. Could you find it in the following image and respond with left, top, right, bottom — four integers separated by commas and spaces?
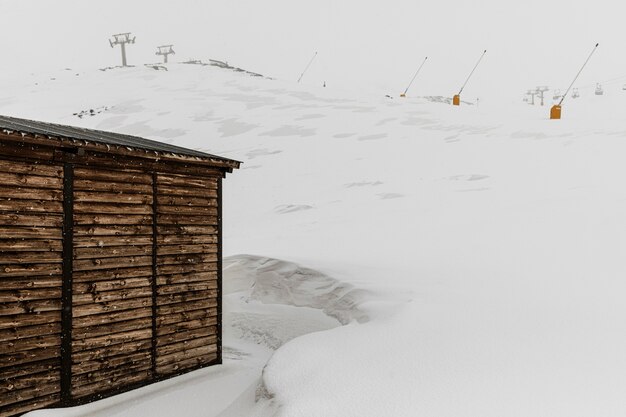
71, 339, 151, 363
0, 311, 60, 330
74, 202, 152, 215
0, 159, 63, 178
74, 245, 152, 260
158, 280, 217, 296
1, 370, 60, 396
0, 359, 58, 380
0, 199, 63, 213
0, 322, 61, 343
74, 213, 153, 226
73, 349, 152, 376
0, 263, 62, 278
157, 225, 218, 235
71, 369, 151, 399
157, 319, 218, 339
0, 300, 61, 316
0, 346, 60, 368
73, 277, 151, 293
156, 271, 218, 286
0, 382, 60, 410
74, 225, 152, 236
157, 326, 216, 348
0, 239, 62, 252
74, 178, 152, 194
156, 234, 217, 245
72, 317, 151, 340
72, 360, 151, 384
74, 167, 152, 184
72, 328, 152, 351
157, 253, 217, 266
157, 244, 217, 256
0, 287, 61, 302
156, 195, 217, 207
73, 235, 153, 248
157, 205, 218, 216
0, 226, 61, 240
157, 298, 218, 316
4, 333, 60, 352
72, 298, 151, 318
73, 255, 152, 272
156, 307, 218, 327
0, 251, 61, 265
158, 185, 218, 198
74, 191, 153, 205
157, 262, 218, 275
0, 140, 55, 161
0, 171, 62, 189
158, 290, 217, 306
73, 287, 152, 305
0, 185, 62, 201
157, 214, 218, 226
0, 393, 60, 417
156, 345, 218, 368
72, 266, 153, 283
0, 276, 61, 291
156, 352, 218, 376
157, 174, 218, 189
0, 213, 62, 227
72, 307, 152, 329
156, 335, 217, 357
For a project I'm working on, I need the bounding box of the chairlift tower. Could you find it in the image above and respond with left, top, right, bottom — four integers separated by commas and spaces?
536, 86, 549, 106
109, 33, 136, 67
156, 45, 175, 64
526, 89, 536, 105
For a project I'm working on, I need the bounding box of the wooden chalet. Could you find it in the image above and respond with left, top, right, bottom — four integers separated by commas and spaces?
0, 115, 240, 416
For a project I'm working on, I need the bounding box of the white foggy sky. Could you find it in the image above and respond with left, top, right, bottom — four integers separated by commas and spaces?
0, 0, 623, 102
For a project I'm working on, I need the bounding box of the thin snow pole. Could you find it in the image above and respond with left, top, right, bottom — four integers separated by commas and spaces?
402, 56, 428, 96
559, 43, 599, 106
458, 50, 487, 95
297, 52, 318, 83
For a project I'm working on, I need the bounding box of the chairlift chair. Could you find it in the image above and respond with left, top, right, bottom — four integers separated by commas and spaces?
553, 89, 561, 100
572, 88, 580, 99
595, 83, 604, 95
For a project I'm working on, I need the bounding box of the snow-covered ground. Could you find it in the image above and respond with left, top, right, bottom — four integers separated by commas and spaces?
8, 61, 626, 417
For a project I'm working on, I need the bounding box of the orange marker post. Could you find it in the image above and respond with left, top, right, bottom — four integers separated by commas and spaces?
551, 43, 599, 120
454, 50, 487, 106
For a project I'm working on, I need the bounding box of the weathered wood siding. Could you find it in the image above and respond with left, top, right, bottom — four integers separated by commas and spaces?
155, 174, 219, 375
0, 159, 64, 416
1, 164, 222, 417
70, 167, 155, 399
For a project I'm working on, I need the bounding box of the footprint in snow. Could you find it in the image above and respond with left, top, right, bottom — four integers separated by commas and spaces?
358, 133, 387, 141
378, 193, 404, 200
344, 181, 383, 188
274, 205, 314, 214
246, 148, 282, 159
333, 133, 356, 139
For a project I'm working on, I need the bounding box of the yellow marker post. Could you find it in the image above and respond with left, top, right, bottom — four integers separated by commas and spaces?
551, 43, 599, 120
454, 50, 487, 106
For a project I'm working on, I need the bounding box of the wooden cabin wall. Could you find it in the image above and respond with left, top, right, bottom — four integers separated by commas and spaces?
154, 174, 220, 375
0, 159, 64, 417
0, 159, 222, 416
70, 167, 155, 399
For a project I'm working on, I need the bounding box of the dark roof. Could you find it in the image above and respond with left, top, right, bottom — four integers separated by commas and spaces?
0, 114, 240, 168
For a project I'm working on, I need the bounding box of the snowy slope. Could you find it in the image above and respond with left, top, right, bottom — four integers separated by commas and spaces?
6, 62, 626, 417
